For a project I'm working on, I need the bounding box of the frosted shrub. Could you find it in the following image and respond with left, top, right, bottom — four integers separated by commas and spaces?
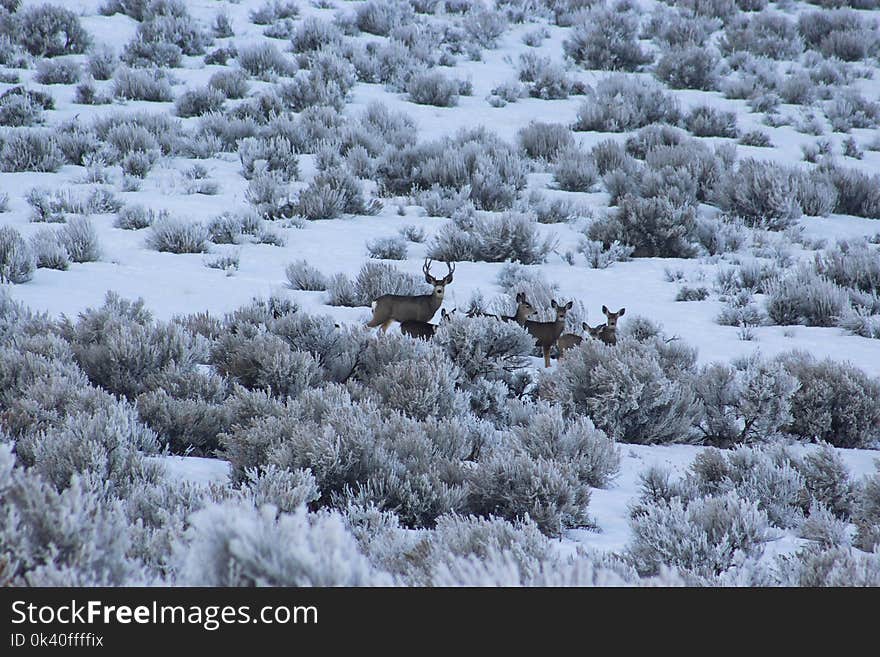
370, 352, 465, 421
573, 76, 680, 132
121, 35, 182, 68
553, 148, 599, 192
434, 314, 534, 380
684, 105, 738, 138
0, 226, 35, 284
764, 265, 848, 327
145, 215, 209, 254
825, 91, 880, 132
58, 217, 100, 263
0, 93, 44, 127
406, 70, 460, 107
794, 169, 837, 217
295, 168, 378, 220
355, 0, 413, 36
428, 212, 555, 265
815, 239, 880, 294
517, 122, 574, 162
236, 43, 295, 77
587, 195, 698, 258
208, 70, 248, 100
17, 4, 91, 57
655, 45, 719, 90
714, 159, 801, 230
114, 205, 155, 230
249, 0, 299, 25
798, 9, 878, 62
112, 68, 173, 102
285, 260, 327, 291
176, 502, 383, 586
30, 228, 69, 271
0, 130, 63, 172
517, 53, 576, 100
853, 467, 880, 551
775, 545, 880, 587
467, 451, 593, 537
34, 57, 81, 85
87, 46, 117, 80
628, 491, 770, 579
238, 136, 298, 181
801, 445, 853, 519
552, 338, 701, 444
366, 236, 407, 260
511, 403, 620, 488
174, 87, 224, 118
719, 14, 803, 60
564, 7, 651, 71
694, 357, 798, 446
352, 261, 423, 307
131, 5, 211, 57
824, 165, 880, 219
776, 351, 880, 448
290, 17, 343, 54
578, 239, 634, 268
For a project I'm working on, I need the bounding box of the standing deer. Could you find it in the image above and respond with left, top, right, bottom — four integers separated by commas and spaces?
557, 322, 600, 357
467, 292, 536, 324
524, 300, 572, 368
367, 259, 455, 332
597, 306, 625, 345
399, 308, 455, 340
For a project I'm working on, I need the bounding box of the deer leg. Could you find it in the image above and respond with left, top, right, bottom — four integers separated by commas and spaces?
543, 346, 551, 368
380, 319, 393, 333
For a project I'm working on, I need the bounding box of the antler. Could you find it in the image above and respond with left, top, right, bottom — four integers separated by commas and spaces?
443, 261, 455, 284
423, 258, 436, 284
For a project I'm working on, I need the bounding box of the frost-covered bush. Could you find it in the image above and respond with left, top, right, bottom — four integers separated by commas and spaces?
824, 165, 880, 219
714, 159, 801, 230
112, 68, 173, 102
129, 3, 211, 57
145, 215, 209, 254
764, 265, 848, 327
366, 236, 407, 261
406, 70, 460, 107
587, 195, 698, 258
654, 45, 719, 90
815, 239, 880, 295
285, 259, 327, 291
694, 357, 798, 446
17, 4, 91, 57
628, 491, 770, 579
798, 9, 878, 62
290, 16, 343, 54
174, 87, 224, 118
516, 52, 577, 100
776, 351, 880, 448
551, 337, 701, 444
29, 227, 69, 271
792, 169, 837, 217
825, 91, 880, 133
326, 261, 423, 308
354, 0, 413, 37
774, 545, 880, 587
208, 69, 249, 99
34, 57, 81, 84
0, 130, 63, 172
428, 211, 555, 265
87, 45, 117, 80
175, 502, 383, 586
0, 225, 35, 284
573, 76, 680, 132
552, 148, 599, 192
249, 0, 299, 25
238, 136, 298, 181
0, 92, 44, 127
853, 466, 880, 551
517, 122, 574, 162
719, 13, 803, 60
564, 7, 652, 71
370, 351, 466, 421
59, 217, 100, 263
236, 42, 295, 77
434, 314, 534, 380
684, 105, 738, 138
295, 167, 378, 220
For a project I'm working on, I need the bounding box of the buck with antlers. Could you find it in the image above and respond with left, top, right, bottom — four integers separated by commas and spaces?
524, 299, 573, 368
400, 308, 455, 340
367, 259, 455, 332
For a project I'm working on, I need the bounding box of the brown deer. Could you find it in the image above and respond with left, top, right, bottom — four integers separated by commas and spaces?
399, 308, 455, 340
467, 292, 536, 324
524, 300, 572, 368
557, 322, 600, 357
585, 322, 605, 340
597, 306, 625, 345
367, 259, 454, 332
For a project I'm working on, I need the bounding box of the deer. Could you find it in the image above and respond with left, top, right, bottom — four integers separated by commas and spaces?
467, 292, 536, 324
399, 308, 455, 340
524, 300, 572, 368
556, 322, 602, 357
367, 259, 455, 332
597, 306, 625, 345
585, 322, 605, 340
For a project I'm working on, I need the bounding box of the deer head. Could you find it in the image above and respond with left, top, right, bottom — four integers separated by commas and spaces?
551, 299, 573, 322
601, 305, 625, 328
424, 259, 455, 298
584, 322, 604, 339
441, 308, 456, 322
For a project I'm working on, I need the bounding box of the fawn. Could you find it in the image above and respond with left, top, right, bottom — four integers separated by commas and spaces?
367, 259, 454, 332
524, 300, 572, 368
597, 306, 625, 345
399, 308, 455, 340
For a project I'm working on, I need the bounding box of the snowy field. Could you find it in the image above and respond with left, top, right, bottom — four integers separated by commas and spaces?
1, 0, 880, 586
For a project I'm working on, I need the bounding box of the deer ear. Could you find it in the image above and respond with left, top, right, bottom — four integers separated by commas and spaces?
551, 300, 558, 308
602, 305, 609, 314
516, 292, 524, 303
566, 301, 573, 310
582, 322, 588, 330
619, 307, 626, 316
